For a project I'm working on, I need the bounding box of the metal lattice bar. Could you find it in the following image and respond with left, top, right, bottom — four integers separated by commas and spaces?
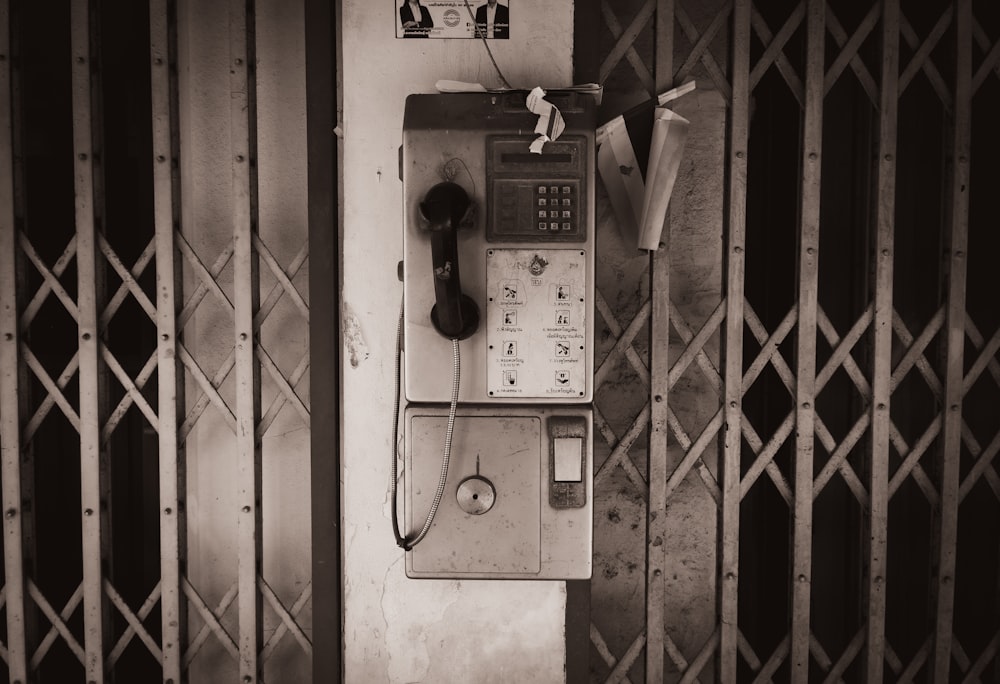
720, 0, 750, 677
230, 0, 263, 681
868, 0, 898, 650
0, 0, 28, 677
70, 0, 107, 678
932, 1, 972, 679
645, 0, 674, 674
790, 1, 824, 678
150, 0, 184, 678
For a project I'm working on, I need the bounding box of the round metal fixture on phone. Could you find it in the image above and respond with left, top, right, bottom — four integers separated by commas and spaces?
456, 476, 496, 515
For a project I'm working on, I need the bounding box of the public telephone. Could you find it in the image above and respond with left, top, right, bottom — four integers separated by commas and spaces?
396, 92, 595, 579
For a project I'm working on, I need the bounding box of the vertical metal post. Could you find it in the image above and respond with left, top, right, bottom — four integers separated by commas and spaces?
0, 1, 28, 680
70, 0, 106, 680
932, 0, 971, 680
646, 2, 674, 680
790, 0, 824, 680
720, 0, 751, 680
150, 0, 183, 680
865, 0, 898, 680
230, 0, 262, 680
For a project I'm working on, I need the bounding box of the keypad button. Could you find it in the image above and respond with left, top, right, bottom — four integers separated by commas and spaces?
538, 198, 547, 206
550, 186, 559, 194
538, 185, 547, 194
538, 210, 547, 218
562, 186, 572, 194
550, 210, 559, 218
561, 222, 571, 230
538, 221, 547, 230
562, 210, 571, 218
562, 198, 571, 206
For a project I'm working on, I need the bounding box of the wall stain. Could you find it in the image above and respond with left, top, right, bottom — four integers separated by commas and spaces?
342, 302, 369, 367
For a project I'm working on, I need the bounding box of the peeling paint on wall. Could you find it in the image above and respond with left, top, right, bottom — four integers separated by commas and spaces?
342, 301, 370, 368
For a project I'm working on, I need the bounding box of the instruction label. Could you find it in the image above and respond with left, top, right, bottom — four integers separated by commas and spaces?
486, 249, 587, 398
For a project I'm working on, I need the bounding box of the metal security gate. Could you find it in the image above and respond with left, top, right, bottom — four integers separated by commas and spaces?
578, 0, 1000, 681
0, 1, 315, 681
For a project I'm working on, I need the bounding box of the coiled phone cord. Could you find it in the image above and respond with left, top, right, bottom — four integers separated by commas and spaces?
391, 301, 460, 551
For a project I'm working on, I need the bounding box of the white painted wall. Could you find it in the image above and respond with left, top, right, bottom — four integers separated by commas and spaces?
341, 2, 577, 682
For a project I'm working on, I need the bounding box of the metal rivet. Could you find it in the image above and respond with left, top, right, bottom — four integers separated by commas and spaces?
734, 246, 743, 254
802, 402, 811, 410
5, 508, 16, 519
154, 57, 163, 65
726, 572, 735, 580
161, 333, 169, 341
808, 152, 818, 160
235, 58, 243, 65
736, 151, 744, 159
235, 154, 245, 162
157, 154, 166, 163
165, 507, 172, 515
77, 56, 85, 64
4, 332, 12, 340
82, 332, 91, 340
877, 403, 885, 410
884, 154, 892, 161
242, 505, 251, 513
244, 676, 253, 683
874, 575, 883, 584
950, 404, 960, 412
729, 401, 737, 409
806, 247, 815, 255
653, 568, 662, 577
798, 574, 807, 582
84, 508, 94, 516
654, 395, 663, 403
78, 153, 88, 161
954, 250, 964, 258
882, 249, 890, 256
240, 332, 248, 341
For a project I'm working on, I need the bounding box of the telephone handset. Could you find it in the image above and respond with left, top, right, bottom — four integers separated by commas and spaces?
418, 181, 480, 339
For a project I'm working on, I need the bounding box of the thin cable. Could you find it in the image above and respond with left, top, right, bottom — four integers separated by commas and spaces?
391, 299, 461, 551
406, 337, 460, 547
391, 299, 407, 548
462, 0, 513, 89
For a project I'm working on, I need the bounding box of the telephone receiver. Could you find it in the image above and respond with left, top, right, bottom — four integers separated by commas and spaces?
417, 181, 480, 340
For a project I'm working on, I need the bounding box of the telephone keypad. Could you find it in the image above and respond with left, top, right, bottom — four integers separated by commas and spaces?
490, 179, 584, 240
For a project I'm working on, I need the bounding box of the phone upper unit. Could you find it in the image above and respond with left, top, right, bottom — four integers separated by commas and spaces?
401, 91, 597, 405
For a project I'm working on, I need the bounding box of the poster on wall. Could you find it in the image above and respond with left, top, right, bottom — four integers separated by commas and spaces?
396, 0, 511, 39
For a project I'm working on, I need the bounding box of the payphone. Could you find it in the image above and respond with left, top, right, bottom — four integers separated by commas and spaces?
396, 92, 595, 579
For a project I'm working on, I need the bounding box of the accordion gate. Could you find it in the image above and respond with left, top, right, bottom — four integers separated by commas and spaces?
581, 0, 1000, 681
0, 0, 311, 682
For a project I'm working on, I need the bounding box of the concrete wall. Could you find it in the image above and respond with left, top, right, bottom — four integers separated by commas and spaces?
340, 2, 577, 682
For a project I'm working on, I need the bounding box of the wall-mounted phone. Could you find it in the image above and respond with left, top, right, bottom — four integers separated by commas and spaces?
396, 92, 595, 580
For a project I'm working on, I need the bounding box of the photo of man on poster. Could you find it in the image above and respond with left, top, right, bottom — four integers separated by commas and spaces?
475, 0, 509, 39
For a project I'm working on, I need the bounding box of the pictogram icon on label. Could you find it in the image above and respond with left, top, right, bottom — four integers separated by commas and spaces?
503, 310, 517, 325
555, 371, 571, 386
553, 284, 571, 302
555, 342, 570, 357
504, 370, 518, 386
503, 341, 517, 357
555, 310, 570, 325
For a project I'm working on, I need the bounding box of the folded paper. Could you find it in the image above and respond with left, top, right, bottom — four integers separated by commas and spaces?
596, 82, 694, 251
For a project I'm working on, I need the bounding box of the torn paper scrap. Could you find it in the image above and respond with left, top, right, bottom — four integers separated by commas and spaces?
526, 86, 566, 153
596, 81, 694, 251
636, 108, 689, 250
